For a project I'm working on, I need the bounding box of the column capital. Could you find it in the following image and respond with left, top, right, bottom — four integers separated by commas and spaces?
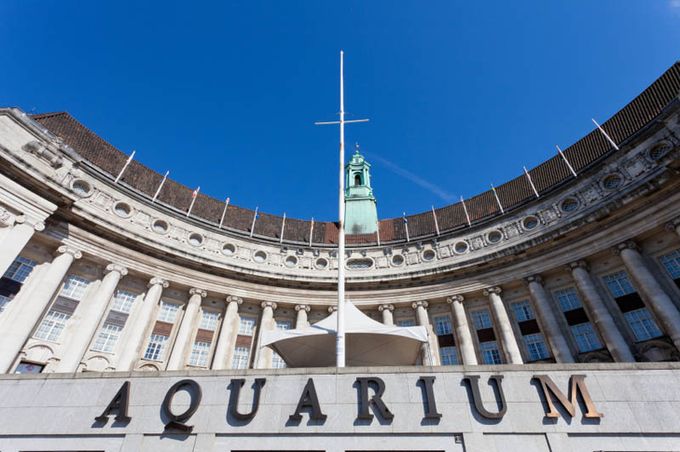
411, 300, 429, 310
295, 304, 311, 312
105, 263, 128, 276
568, 260, 590, 272
0, 207, 12, 227
525, 274, 543, 285
446, 294, 464, 304
483, 286, 502, 296
378, 303, 394, 312
261, 301, 277, 310
614, 240, 639, 255
226, 295, 243, 305
328, 305, 337, 313
189, 288, 207, 298
665, 218, 680, 232
148, 276, 169, 288
33, 221, 46, 232
57, 245, 82, 260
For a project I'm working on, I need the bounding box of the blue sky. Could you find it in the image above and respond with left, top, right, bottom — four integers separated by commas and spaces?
1, 1, 679, 221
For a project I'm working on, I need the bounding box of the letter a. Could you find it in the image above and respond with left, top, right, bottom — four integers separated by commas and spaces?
289, 378, 327, 422
95, 381, 131, 424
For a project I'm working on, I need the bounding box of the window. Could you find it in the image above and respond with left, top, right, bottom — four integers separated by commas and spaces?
480, 341, 502, 364
354, 173, 361, 186
396, 318, 416, 327
272, 352, 287, 369
238, 315, 257, 335
111, 290, 137, 314
92, 323, 123, 353
276, 319, 292, 330
511, 300, 534, 322
523, 333, 550, 361
433, 315, 452, 336
571, 323, 602, 352
14, 361, 44, 374
200, 311, 220, 331
60, 275, 90, 300
471, 310, 492, 330
34, 310, 70, 341
157, 301, 180, 323
232, 346, 250, 369
624, 308, 663, 341
144, 333, 169, 360
603, 271, 636, 298
188, 341, 211, 367
659, 249, 680, 280
553, 287, 582, 312
0, 294, 13, 313
3, 256, 37, 283
439, 346, 459, 365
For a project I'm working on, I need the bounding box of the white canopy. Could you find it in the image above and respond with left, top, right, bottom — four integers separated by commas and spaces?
261, 302, 428, 367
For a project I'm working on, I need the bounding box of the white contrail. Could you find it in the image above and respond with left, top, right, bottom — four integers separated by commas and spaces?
366, 152, 457, 202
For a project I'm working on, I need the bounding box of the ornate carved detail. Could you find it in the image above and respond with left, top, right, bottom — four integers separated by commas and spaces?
22, 140, 63, 168
483, 286, 502, 296
148, 277, 169, 288
411, 300, 429, 310
295, 304, 311, 312
633, 337, 680, 362
665, 218, 680, 233
377, 304, 394, 312
226, 295, 243, 305
57, 245, 82, 260
105, 263, 128, 276
189, 288, 207, 298
525, 275, 543, 285
261, 301, 277, 310
33, 221, 45, 232
446, 295, 464, 304
576, 349, 614, 363
327, 306, 337, 313
0, 206, 13, 227
568, 260, 590, 272
614, 240, 639, 255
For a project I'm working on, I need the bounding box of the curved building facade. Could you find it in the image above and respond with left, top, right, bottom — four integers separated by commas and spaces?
0, 63, 679, 451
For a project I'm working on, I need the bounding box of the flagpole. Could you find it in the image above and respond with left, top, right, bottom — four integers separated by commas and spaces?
337, 50, 346, 368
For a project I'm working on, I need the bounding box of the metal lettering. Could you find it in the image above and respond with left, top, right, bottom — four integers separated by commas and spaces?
94, 381, 131, 424
161, 379, 202, 432
532, 374, 603, 419
355, 377, 394, 422
227, 378, 266, 422
418, 376, 442, 420
463, 375, 507, 420
288, 378, 327, 423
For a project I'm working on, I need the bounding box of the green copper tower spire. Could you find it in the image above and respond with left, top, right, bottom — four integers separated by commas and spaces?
345, 144, 378, 234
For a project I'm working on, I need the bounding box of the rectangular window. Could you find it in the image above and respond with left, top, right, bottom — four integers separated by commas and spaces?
479, 341, 502, 364
0, 294, 13, 313
276, 319, 293, 330
110, 290, 137, 314
553, 287, 582, 312
157, 301, 180, 323
272, 352, 287, 369
238, 315, 257, 336
92, 323, 123, 353
523, 333, 550, 361
624, 308, 663, 341
439, 346, 459, 365
396, 318, 416, 327
232, 346, 250, 369
199, 311, 220, 331
34, 310, 70, 342
603, 271, 636, 298
511, 300, 534, 322
144, 333, 169, 360
14, 361, 44, 374
3, 256, 37, 283
188, 341, 211, 367
60, 275, 90, 300
471, 310, 492, 330
659, 249, 680, 280
570, 322, 602, 352
433, 315, 453, 335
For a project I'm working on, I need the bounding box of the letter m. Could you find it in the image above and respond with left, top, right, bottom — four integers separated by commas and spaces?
532, 374, 603, 420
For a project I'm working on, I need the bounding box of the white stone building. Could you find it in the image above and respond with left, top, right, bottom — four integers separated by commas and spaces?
0, 63, 679, 451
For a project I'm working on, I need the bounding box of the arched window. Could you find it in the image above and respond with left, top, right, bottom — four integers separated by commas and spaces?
354, 173, 362, 186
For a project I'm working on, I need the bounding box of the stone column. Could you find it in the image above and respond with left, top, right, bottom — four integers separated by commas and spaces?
255, 301, 277, 369
569, 261, 635, 362
446, 295, 478, 365
56, 263, 128, 372
212, 296, 242, 370
378, 304, 395, 326
525, 275, 574, 363
483, 286, 524, 364
0, 245, 81, 373
167, 288, 207, 370
116, 277, 168, 371
412, 301, 440, 365
616, 241, 680, 351
295, 304, 311, 328
0, 219, 45, 278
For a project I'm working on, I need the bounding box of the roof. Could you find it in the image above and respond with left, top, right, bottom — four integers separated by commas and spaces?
31, 62, 680, 246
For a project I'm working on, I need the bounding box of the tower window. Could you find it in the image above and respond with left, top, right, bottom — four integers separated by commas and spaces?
354, 173, 362, 186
